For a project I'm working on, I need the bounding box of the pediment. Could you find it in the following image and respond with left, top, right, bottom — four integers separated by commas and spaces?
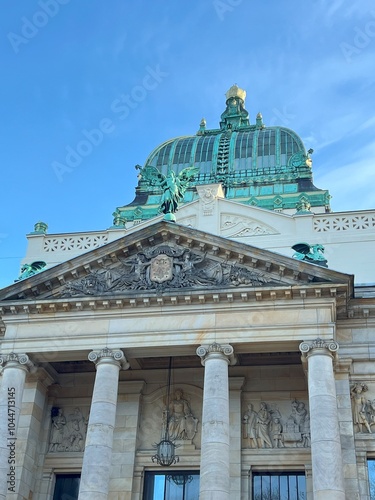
0, 221, 353, 306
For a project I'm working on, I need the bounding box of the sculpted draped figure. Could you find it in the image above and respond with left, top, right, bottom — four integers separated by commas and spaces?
158, 166, 200, 218
243, 403, 258, 448
256, 402, 273, 448
167, 389, 198, 441
351, 382, 372, 433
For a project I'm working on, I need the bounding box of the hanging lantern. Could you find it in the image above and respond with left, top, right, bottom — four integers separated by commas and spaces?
151, 357, 179, 466
152, 439, 179, 467
166, 474, 193, 486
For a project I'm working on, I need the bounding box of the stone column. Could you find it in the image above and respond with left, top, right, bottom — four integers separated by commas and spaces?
0, 353, 36, 500
197, 342, 236, 500
300, 338, 345, 500
78, 348, 129, 500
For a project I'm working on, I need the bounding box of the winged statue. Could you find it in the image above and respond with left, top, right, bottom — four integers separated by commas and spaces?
15, 261, 47, 282
291, 243, 328, 268
135, 164, 199, 220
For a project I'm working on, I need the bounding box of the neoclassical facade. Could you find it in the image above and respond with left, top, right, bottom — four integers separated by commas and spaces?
1, 86, 375, 500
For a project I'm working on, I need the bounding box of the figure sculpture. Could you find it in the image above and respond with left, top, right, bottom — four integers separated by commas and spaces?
15, 261, 46, 282
243, 403, 258, 448
256, 402, 273, 448
135, 163, 199, 220
292, 242, 328, 267
272, 418, 284, 448
158, 166, 200, 220
167, 389, 198, 441
351, 383, 372, 433
49, 408, 66, 452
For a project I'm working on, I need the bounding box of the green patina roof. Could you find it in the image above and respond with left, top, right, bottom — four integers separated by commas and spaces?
113, 85, 330, 225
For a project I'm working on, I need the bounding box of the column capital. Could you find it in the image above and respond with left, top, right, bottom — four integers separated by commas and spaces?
88, 347, 129, 370
0, 352, 37, 373
196, 342, 236, 366
299, 338, 339, 357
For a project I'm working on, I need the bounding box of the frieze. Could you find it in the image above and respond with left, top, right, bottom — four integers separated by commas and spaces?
48, 407, 88, 453
243, 399, 310, 449
59, 244, 272, 297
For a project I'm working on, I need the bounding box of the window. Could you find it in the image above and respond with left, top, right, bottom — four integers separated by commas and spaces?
53, 474, 80, 500
253, 472, 306, 500
369, 459, 375, 499
143, 471, 199, 500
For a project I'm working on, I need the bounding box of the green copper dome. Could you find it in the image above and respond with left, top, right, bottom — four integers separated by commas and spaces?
145, 127, 306, 178
113, 85, 330, 225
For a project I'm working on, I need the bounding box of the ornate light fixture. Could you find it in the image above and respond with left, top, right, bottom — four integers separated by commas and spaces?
166, 474, 193, 486
152, 357, 179, 466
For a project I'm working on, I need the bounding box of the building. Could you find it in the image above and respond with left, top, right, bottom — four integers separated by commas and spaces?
0, 85, 375, 500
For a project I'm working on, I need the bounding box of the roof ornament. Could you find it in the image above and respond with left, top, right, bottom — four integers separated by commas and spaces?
158, 166, 200, 222
198, 117, 206, 134
220, 84, 249, 130
256, 112, 264, 129
225, 84, 246, 102
292, 243, 328, 267
32, 221, 48, 234
15, 261, 47, 282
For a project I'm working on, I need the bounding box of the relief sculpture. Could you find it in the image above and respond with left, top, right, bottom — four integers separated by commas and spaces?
49, 407, 88, 452
61, 244, 271, 297
165, 389, 198, 441
350, 383, 375, 433
243, 399, 310, 449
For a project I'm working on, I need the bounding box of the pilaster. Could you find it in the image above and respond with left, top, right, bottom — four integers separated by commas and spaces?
13, 368, 55, 499
229, 377, 245, 500
109, 380, 145, 499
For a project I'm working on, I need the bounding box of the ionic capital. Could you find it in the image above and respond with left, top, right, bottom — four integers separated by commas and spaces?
300, 338, 339, 357
0, 352, 37, 373
88, 347, 129, 370
196, 342, 236, 366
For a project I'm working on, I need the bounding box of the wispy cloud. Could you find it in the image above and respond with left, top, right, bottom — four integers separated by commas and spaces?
315, 141, 375, 210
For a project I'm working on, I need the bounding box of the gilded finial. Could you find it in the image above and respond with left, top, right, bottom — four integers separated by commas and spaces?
225, 84, 246, 102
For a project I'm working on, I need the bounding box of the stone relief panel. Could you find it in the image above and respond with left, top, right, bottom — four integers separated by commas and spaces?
350, 382, 375, 434
59, 244, 272, 297
139, 386, 201, 450
220, 214, 279, 238
48, 406, 88, 453
177, 215, 196, 228
165, 389, 198, 441
243, 399, 310, 449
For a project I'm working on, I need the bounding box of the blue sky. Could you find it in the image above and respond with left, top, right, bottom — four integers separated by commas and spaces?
1, 0, 375, 288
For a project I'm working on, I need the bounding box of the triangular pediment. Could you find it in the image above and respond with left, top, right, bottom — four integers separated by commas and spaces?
0, 221, 353, 306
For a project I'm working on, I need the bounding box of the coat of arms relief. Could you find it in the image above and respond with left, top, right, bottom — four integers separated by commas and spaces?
60, 244, 271, 297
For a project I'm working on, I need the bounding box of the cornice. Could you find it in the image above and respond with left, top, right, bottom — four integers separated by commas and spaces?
0, 283, 346, 319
